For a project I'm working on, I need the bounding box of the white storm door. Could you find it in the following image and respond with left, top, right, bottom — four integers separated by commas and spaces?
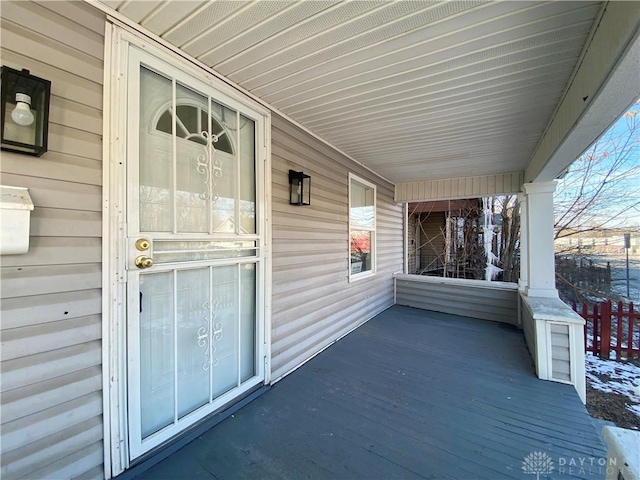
125, 47, 266, 460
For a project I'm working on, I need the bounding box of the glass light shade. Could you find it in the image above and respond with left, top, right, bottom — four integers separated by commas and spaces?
11, 94, 34, 126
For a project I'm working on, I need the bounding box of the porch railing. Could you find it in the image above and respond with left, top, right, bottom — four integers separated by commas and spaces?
574, 301, 639, 361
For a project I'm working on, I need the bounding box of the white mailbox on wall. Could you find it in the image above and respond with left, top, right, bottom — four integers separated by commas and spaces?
1, 185, 34, 255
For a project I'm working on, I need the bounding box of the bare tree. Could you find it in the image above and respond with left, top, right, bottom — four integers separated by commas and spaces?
496, 196, 520, 283
409, 198, 519, 281
554, 102, 640, 250
554, 100, 640, 302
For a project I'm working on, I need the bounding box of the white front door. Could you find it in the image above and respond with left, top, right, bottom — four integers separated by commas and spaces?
124, 46, 267, 459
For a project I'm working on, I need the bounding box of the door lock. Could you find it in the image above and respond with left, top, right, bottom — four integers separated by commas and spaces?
135, 255, 154, 269
135, 238, 151, 251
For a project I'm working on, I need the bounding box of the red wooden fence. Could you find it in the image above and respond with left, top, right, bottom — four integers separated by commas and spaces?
574, 301, 639, 361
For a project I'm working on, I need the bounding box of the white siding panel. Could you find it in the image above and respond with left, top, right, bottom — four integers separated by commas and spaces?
395, 276, 519, 325
0, 19, 103, 84
30, 208, 102, 238
1, 152, 102, 186
270, 114, 403, 381
48, 123, 103, 160
1, 265, 102, 298
1, 1, 104, 60
1, 392, 102, 454
1, 290, 102, 329
1, 366, 102, 423
0, 174, 102, 211
33, 1, 106, 34
0, 2, 105, 479
26, 441, 104, 480
551, 323, 572, 382
1, 237, 102, 267
50, 95, 103, 135
395, 172, 524, 202
521, 296, 537, 363
1, 315, 102, 362
75, 465, 105, 480
1, 49, 103, 110
0, 418, 102, 480
1, 342, 102, 392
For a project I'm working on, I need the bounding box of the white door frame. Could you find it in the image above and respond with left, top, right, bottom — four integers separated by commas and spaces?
102, 24, 272, 478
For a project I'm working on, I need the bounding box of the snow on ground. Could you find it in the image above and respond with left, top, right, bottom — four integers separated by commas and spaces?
586, 353, 640, 418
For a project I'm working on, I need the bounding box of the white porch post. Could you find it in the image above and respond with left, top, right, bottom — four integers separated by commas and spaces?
403, 203, 409, 275
517, 193, 528, 293
522, 182, 557, 298
520, 181, 586, 404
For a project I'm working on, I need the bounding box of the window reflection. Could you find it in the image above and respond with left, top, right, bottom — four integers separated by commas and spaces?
349, 177, 376, 276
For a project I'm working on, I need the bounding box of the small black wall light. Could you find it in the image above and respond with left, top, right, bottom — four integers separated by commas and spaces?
1, 66, 51, 157
289, 169, 311, 206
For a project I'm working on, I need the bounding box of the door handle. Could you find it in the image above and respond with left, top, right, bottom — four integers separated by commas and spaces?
135, 255, 154, 269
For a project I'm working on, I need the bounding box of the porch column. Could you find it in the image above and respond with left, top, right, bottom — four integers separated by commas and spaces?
517, 193, 528, 292
520, 181, 586, 404
522, 182, 557, 298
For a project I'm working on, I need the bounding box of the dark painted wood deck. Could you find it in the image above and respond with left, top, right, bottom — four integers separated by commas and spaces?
134, 306, 606, 480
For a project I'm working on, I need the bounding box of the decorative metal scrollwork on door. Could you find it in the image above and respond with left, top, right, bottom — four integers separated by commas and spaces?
197, 299, 223, 370
196, 131, 223, 202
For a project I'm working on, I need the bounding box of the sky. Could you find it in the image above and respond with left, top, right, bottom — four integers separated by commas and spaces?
554, 99, 640, 229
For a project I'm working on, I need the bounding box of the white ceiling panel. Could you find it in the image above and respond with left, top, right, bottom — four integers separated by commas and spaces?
180, 2, 293, 58
288, 48, 583, 118
218, 2, 388, 77
140, 2, 205, 36
99, 0, 125, 9
302, 68, 571, 128
197, 2, 339, 66
271, 22, 591, 109
117, 0, 164, 23
163, 2, 247, 47
100, 0, 605, 184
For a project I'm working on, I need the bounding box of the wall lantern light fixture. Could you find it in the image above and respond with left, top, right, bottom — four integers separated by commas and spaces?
1, 66, 51, 157
289, 169, 311, 206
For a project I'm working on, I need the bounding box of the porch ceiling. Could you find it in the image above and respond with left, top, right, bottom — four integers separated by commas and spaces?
100, 0, 603, 184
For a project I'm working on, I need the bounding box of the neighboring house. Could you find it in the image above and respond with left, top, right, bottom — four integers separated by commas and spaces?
408, 199, 482, 276
0, 2, 638, 479
556, 229, 640, 255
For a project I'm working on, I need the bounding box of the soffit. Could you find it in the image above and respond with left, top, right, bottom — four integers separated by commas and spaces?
100, 0, 602, 184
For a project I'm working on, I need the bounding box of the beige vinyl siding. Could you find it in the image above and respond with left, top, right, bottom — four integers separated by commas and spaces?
395, 172, 524, 203
551, 323, 571, 382
270, 114, 403, 380
407, 213, 417, 274
395, 275, 519, 325
419, 212, 445, 273
520, 295, 537, 360
0, 2, 105, 479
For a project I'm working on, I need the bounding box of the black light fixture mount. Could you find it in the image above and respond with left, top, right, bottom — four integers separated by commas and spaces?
289, 169, 311, 206
1, 66, 51, 156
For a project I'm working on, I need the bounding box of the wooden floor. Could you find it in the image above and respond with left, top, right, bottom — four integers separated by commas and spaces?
134, 305, 606, 479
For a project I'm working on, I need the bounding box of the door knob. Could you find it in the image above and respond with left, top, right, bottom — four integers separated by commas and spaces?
135, 238, 151, 251
135, 255, 154, 269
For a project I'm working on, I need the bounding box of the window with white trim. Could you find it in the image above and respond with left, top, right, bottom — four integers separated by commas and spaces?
349, 173, 376, 280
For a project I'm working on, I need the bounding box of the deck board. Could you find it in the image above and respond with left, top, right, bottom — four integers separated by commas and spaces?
133, 305, 606, 479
